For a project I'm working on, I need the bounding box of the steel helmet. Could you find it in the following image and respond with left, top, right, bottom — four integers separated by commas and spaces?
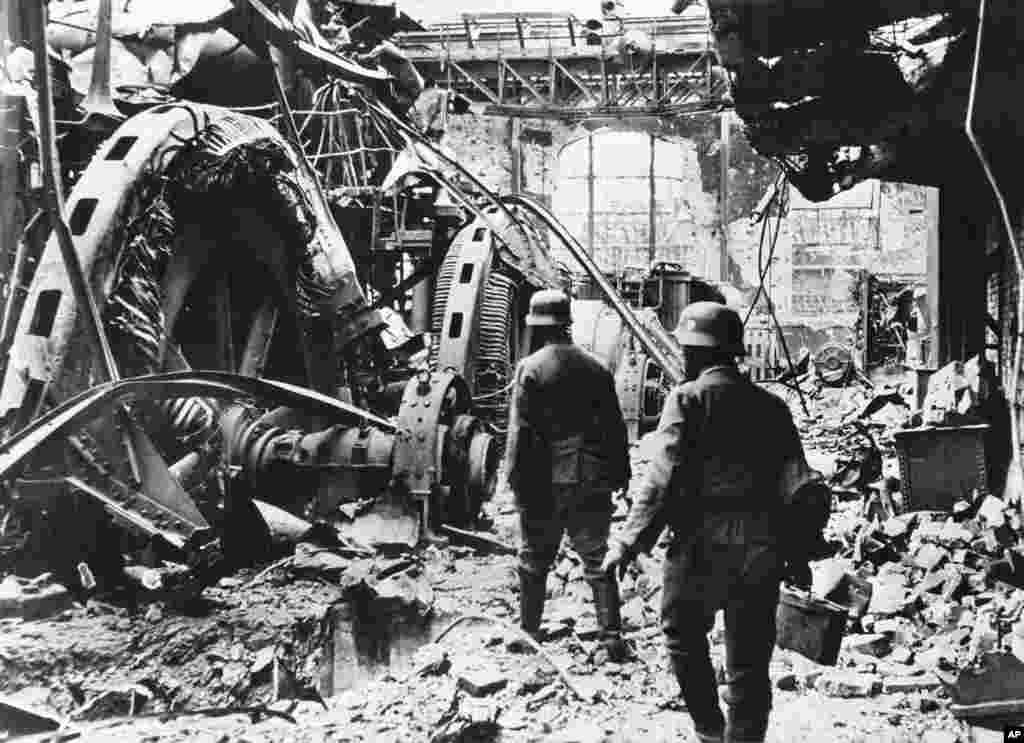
526, 289, 572, 327
674, 301, 746, 356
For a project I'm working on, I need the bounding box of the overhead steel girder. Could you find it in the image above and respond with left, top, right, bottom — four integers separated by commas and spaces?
0, 370, 397, 482
395, 14, 727, 118
429, 56, 725, 119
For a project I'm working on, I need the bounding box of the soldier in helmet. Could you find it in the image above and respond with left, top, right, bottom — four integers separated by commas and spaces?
602, 301, 825, 743
504, 289, 632, 660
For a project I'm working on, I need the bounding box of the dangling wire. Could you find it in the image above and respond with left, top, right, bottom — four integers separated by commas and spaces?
743, 171, 786, 327
743, 172, 810, 417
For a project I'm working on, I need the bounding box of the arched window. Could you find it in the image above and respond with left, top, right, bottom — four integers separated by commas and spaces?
552, 131, 707, 275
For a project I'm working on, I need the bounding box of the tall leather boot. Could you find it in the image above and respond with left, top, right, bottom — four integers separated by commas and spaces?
724, 716, 768, 743
669, 653, 725, 742
518, 569, 547, 639
589, 575, 633, 662
724, 704, 770, 743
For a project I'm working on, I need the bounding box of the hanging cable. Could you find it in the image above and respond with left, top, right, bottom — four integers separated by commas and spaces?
966, 0, 1024, 501
743, 174, 785, 327
742, 173, 810, 416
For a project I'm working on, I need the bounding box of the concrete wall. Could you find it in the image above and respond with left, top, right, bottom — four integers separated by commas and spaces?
787, 180, 933, 325
441, 106, 933, 328
444, 114, 516, 194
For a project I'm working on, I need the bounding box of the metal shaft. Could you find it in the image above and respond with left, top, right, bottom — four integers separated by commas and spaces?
26, 0, 120, 384
82, 0, 122, 119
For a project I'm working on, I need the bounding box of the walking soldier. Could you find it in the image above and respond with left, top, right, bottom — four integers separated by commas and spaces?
602, 301, 827, 743
504, 289, 632, 660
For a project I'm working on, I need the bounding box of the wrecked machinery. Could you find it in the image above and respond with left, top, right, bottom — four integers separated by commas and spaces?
572, 264, 724, 441
0, 0, 524, 591
0, 0, 687, 593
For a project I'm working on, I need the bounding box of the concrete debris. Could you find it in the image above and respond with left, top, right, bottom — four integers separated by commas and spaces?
0, 573, 74, 621
542, 721, 612, 742
841, 633, 891, 658
519, 667, 557, 695
410, 644, 451, 677
0, 347, 1016, 741
0, 695, 62, 737
455, 661, 508, 697
867, 576, 912, 616
72, 684, 153, 721
881, 674, 943, 694
914, 543, 948, 571
889, 647, 915, 664
620, 596, 649, 630
815, 671, 881, 698
439, 525, 516, 556
727, 356, 1024, 727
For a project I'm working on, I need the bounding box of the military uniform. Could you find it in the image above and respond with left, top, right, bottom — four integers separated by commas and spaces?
504, 291, 631, 646
606, 303, 822, 743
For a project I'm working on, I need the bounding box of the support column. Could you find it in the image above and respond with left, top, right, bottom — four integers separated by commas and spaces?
587, 133, 596, 256
925, 187, 940, 367
410, 267, 433, 334
937, 181, 987, 364
718, 111, 731, 283
0, 3, 24, 384
860, 270, 871, 371
648, 133, 656, 265
510, 118, 523, 193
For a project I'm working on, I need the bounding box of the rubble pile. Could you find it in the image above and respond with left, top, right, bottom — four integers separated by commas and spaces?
765, 358, 1024, 737
0, 346, 1018, 743
0, 575, 340, 719
0, 473, 976, 742
810, 503, 1024, 692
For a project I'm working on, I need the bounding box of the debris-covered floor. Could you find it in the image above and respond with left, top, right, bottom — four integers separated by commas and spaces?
6, 372, 1021, 743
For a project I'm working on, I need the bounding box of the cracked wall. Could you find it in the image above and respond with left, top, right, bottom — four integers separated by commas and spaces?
442, 108, 932, 327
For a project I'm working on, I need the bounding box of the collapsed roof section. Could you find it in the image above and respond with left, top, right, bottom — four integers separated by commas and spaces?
702, 0, 1024, 201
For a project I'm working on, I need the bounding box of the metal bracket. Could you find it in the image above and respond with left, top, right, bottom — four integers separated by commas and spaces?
392, 369, 469, 498
615, 353, 646, 444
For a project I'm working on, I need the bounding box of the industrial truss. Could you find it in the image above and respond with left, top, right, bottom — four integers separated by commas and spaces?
395, 12, 729, 119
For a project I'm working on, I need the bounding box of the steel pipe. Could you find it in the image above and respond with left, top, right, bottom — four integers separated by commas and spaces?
26, 0, 120, 385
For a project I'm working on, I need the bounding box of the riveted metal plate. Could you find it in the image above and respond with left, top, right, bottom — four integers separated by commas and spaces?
393, 370, 469, 496
435, 219, 495, 395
